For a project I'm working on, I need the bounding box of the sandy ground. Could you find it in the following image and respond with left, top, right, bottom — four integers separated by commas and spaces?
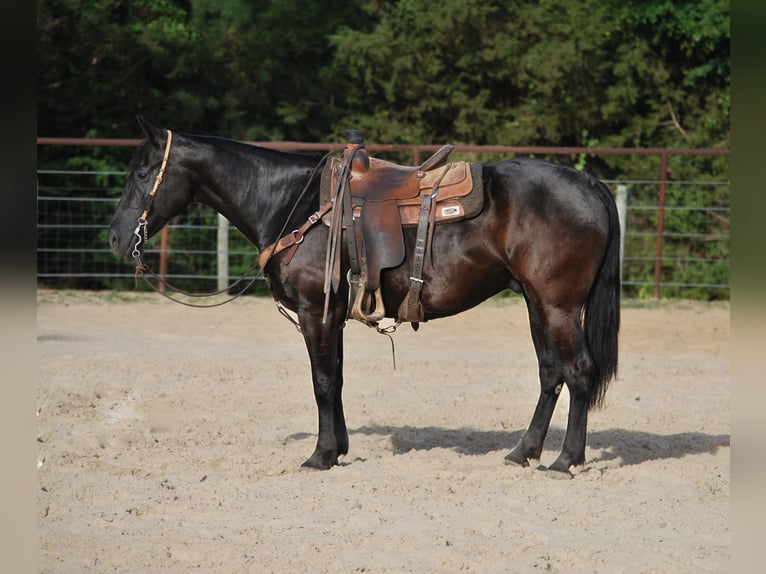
36, 290, 729, 573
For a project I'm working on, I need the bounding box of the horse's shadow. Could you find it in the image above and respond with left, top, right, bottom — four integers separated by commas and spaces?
340, 425, 730, 467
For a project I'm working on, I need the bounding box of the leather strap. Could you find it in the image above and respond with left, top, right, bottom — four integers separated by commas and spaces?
140, 130, 173, 222
323, 143, 362, 322
324, 157, 349, 296
258, 201, 333, 269
342, 157, 361, 278
399, 192, 433, 323
398, 164, 452, 323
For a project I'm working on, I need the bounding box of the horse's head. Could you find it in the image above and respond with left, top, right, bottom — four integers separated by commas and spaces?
108, 116, 195, 258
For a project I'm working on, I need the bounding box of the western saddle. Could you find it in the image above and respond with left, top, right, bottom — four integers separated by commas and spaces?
260, 130, 484, 328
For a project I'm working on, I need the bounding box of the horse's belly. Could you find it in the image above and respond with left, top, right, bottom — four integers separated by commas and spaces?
380, 257, 512, 320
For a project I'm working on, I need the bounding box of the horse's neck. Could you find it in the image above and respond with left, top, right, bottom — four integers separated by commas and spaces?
189, 140, 316, 250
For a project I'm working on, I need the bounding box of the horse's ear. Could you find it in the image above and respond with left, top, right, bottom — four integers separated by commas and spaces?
136, 115, 163, 148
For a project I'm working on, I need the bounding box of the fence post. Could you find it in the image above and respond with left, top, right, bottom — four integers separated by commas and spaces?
217, 214, 229, 292
615, 184, 628, 285
159, 226, 169, 293
653, 153, 669, 298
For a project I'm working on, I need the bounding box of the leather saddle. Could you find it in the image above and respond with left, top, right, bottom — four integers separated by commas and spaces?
319, 131, 484, 327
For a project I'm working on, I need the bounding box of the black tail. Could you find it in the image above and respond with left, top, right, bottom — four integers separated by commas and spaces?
584, 179, 621, 409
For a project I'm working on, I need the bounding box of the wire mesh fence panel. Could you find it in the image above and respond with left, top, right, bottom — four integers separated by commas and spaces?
37, 170, 127, 289
37, 165, 729, 299
613, 179, 730, 300
37, 170, 264, 293
136, 207, 264, 294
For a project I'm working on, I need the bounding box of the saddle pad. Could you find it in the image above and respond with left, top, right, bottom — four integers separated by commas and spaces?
319, 160, 484, 225
394, 162, 484, 222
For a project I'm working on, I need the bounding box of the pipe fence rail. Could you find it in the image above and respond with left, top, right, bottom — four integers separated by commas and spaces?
37, 139, 730, 299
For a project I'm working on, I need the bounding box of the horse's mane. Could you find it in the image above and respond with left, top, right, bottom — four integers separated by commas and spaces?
186, 132, 326, 164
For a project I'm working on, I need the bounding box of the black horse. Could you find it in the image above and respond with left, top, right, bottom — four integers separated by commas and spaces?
109, 118, 620, 477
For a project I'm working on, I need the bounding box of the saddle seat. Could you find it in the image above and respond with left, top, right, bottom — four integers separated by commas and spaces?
347, 144, 455, 202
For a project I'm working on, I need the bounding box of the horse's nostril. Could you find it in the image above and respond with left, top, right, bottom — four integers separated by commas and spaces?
108, 229, 120, 252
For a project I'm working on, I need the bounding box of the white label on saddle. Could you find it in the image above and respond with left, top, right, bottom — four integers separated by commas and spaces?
441, 205, 461, 217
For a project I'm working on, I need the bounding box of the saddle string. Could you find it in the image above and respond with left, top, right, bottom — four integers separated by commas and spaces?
371, 321, 400, 370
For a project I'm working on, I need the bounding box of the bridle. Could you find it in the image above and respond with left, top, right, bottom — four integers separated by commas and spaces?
125, 131, 328, 316
131, 129, 173, 261
128, 129, 266, 308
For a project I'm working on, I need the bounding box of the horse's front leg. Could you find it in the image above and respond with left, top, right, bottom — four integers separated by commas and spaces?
299, 314, 347, 470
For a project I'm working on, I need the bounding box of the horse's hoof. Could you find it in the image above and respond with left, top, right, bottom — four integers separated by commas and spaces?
300, 454, 337, 470
503, 452, 530, 467
538, 464, 574, 480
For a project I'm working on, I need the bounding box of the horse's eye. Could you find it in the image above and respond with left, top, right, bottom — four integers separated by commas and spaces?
136, 170, 147, 180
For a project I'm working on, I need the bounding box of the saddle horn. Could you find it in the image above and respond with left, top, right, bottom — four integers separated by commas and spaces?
344, 129, 366, 147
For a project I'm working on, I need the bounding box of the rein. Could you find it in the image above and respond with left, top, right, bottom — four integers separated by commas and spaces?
130, 132, 331, 310
133, 255, 265, 308
131, 129, 264, 308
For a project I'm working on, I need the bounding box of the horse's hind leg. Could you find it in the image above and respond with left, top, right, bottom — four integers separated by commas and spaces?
505, 303, 564, 467
507, 302, 594, 477
546, 323, 594, 475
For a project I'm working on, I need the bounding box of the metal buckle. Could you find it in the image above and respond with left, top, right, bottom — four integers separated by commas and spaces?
131, 218, 148, 259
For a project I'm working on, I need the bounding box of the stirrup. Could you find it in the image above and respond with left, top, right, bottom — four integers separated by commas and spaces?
351, 285, 385, 324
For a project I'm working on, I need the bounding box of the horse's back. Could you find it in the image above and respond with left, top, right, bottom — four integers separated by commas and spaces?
486, 157, 614, 234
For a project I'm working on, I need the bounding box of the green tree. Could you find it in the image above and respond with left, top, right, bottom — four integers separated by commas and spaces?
38, 0, 370, 142
328, 0, 729, 175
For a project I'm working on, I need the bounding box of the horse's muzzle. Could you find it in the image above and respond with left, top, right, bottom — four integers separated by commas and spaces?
108, 227, 133, 258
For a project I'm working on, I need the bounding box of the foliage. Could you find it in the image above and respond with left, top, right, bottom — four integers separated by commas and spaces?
38, 0, 729, 151
37, 0, 730, 298
329, 0, 729, 179
37, 0, 369, 142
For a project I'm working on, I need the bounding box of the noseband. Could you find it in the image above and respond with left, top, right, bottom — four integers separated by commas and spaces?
132, 129, 173, 260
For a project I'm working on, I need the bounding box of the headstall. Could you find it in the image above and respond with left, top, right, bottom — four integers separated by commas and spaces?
132, 129, 173, 261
